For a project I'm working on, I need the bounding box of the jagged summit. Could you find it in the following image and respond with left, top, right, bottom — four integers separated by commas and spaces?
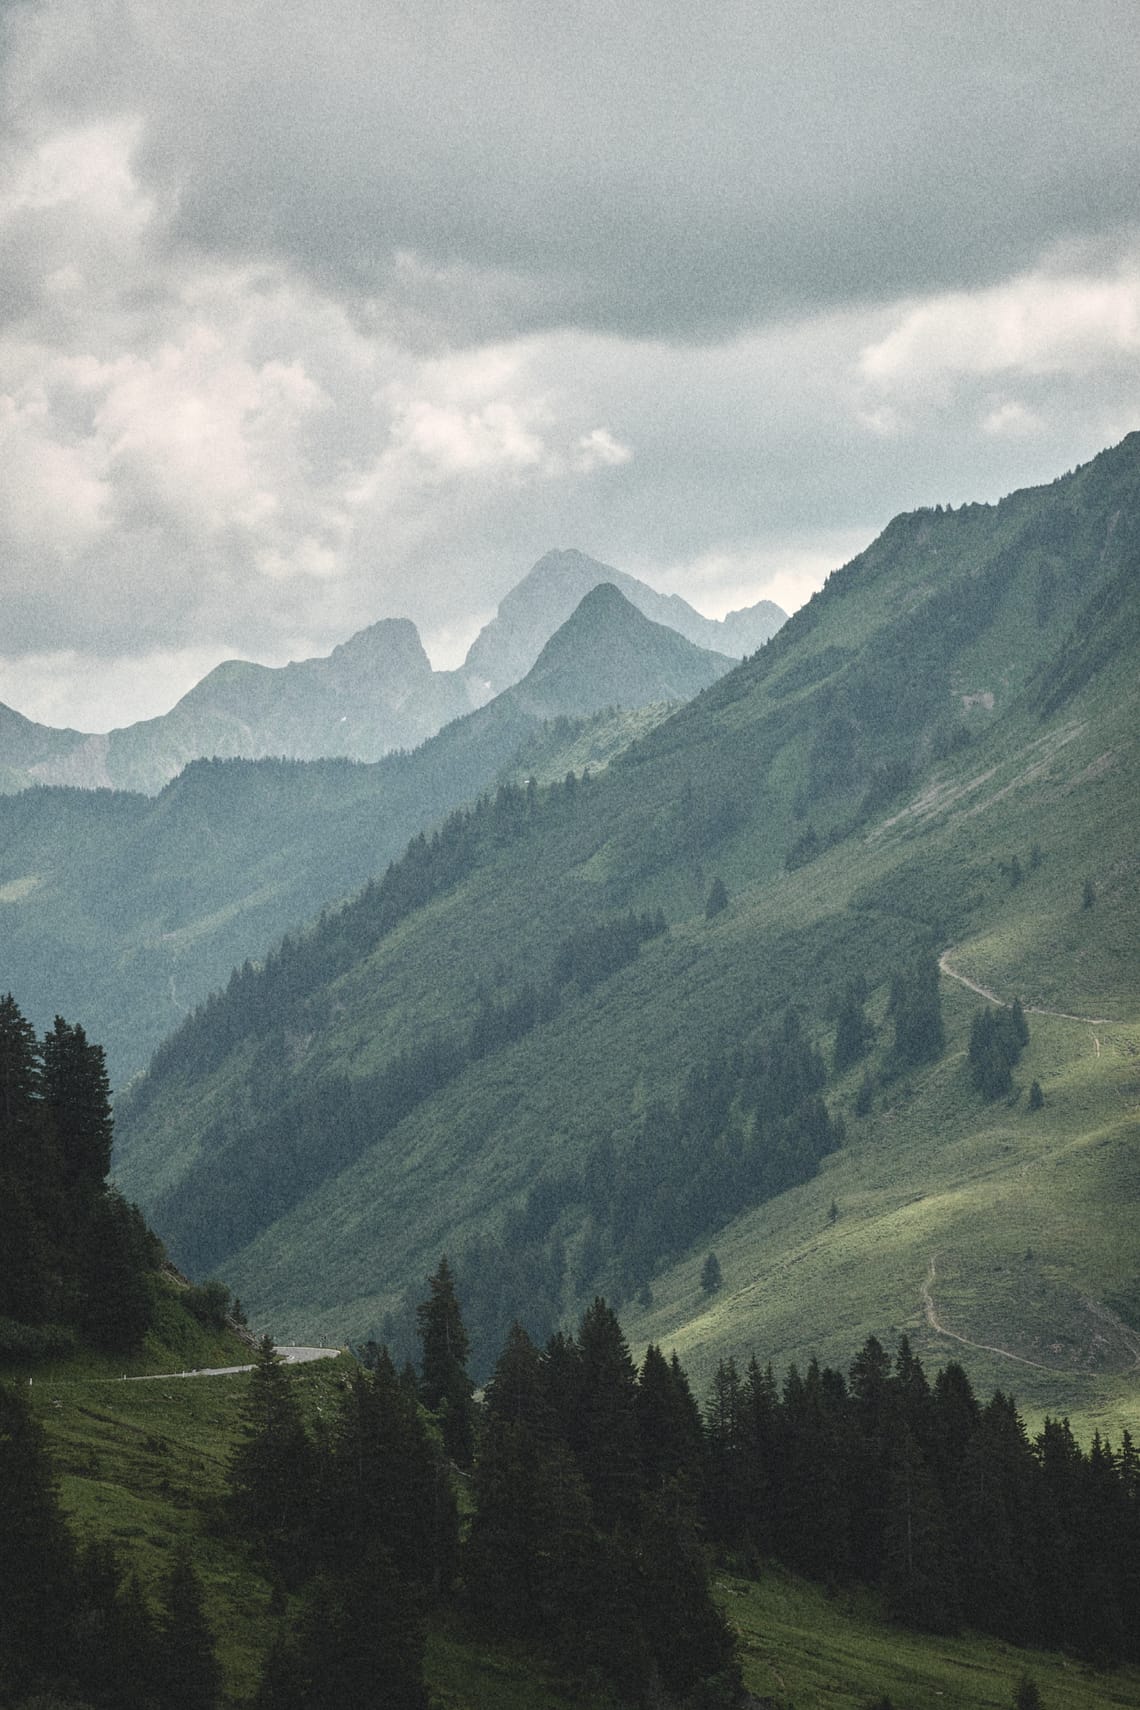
462, 549, 784, 694
510, 582, 734, 718
2, 551, 784, 794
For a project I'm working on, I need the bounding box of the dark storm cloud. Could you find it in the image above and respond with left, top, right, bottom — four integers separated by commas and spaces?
13, 0, 1140, 341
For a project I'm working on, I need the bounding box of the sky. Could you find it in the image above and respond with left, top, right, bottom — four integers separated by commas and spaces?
1, 0, 1138, 732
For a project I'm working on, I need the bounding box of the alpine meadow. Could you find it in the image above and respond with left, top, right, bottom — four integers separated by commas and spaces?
3, 432, 1140, 1709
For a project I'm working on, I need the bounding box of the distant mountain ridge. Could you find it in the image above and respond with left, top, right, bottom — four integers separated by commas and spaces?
1, 552, 785, 793
0, 586, 730, 1085
462, 548, 784, 694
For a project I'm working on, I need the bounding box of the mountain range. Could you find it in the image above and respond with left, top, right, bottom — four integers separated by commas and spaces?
1, 549, 784, 794
0, 585, 735, 1084
108, 431, 1140, 1437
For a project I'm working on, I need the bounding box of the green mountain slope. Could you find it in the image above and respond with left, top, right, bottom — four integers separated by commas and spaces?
114, 433, 1140, 1430
0, 590, 715, 1086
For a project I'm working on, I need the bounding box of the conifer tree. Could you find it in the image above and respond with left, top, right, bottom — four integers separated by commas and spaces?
890, 951, 945, 1067
416, 1256, 476, 1466
882, 1422, 958, 1632
572, 1297, 642, 1530
155, 1543, 222, 1710
0, 1380, 80, 1690
41, 1016, 114, 1192
228, 1336, 316, 1582
636, 1343, 704, 1494
834, 981, 872, 1072
325, 1358, 457, 1597
257, 1553, 428, 1710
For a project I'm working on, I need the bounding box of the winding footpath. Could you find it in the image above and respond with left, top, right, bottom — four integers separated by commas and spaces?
920, 1256, 1071, 1376
919, 957, 1132, 1376
938, 949, 1112, 1058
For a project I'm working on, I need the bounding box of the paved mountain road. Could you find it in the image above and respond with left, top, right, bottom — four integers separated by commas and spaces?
119, 1345, 341, 1380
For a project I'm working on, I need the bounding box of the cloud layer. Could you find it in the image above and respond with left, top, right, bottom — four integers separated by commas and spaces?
1, 0, 1138, 727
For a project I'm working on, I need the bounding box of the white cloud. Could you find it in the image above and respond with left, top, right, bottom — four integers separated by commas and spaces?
859, 254, 1140, 393
574, 427, 633, 471
981, 399, 1042, 437
1, 0, 1137, 733
0, 645, 242, 730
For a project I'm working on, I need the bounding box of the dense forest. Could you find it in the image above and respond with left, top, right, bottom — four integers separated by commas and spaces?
5, 1264, 1138, 1708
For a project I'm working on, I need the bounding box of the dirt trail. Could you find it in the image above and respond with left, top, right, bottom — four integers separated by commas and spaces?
921, 1256, 1074, 1376
937, 951, 1112, 1027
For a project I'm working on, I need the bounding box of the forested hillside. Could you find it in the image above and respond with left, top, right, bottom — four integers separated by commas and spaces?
0, 589, 720, 1085
6, 1277, 1139, 1708
114, 435, 1140, 1431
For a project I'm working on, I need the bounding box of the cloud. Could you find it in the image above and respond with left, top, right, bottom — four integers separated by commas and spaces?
7, 1, 1140, 341
0, 0, 1137, 730
860, 256, 1140, 390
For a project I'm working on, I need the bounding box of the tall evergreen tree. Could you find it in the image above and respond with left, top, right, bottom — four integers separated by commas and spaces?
0, 1381, 80, 1692
228, 1336, 316, 1582
325, 1358, 457, 1598
257, 1552, 428, 1710
882, 1422, 958, 1632
416, 1256, 476, 1467
890, 951, 945, 1068
154, 1543, 222, 1710
41, 1016, 114, 1192
572, 1297, 643, 1531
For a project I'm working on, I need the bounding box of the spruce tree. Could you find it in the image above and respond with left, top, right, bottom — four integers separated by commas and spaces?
41, 1016, 114, 1192
228, 1336, 316, 1582
155, 1543, 222, 1710
0, 1381, 80, 1689
891, 951, 945, 1068
416, 1256, 476, 1466
572, 1297, 642, 1530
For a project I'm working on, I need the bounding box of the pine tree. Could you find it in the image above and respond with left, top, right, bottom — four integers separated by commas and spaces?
155, 1543, 222, 1710
228, 1336, 316, 1582
325, 1358, 457, 1597
572, 1297, 643, 1530
416, 1256, 475, 1466
0, 1380, 80, 1688
41, 1016, 114, 1193
636, 1343, 704, 1494
834, 982, 872, 1073
258, 1554, 428, 1710
891, 951, 945, 1068
882, 1422, 958, 1632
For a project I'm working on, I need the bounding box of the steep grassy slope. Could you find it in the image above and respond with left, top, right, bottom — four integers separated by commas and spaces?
115, 434, 1140, 1428
0, 591, 701, 1086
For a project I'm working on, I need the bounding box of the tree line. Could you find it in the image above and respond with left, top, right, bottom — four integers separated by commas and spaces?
0, 993, 160, 1356
5, 1263, 1139, 1707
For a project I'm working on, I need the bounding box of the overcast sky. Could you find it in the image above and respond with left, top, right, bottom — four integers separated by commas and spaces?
2, 0, 1138, 730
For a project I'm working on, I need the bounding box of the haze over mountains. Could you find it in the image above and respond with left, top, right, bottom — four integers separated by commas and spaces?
1, 549, 784, 795
107, 432, 1140, 1437
0, 585, 735, 1084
